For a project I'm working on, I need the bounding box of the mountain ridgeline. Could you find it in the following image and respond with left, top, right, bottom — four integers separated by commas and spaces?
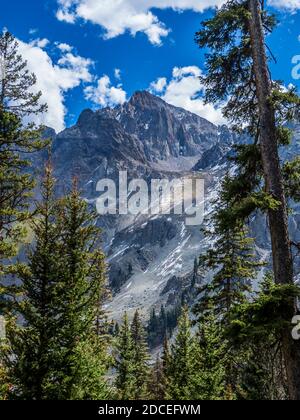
40, 91, 300, 323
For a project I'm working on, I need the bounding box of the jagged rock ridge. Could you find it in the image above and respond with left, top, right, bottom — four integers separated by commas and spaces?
40, 91, 300, 322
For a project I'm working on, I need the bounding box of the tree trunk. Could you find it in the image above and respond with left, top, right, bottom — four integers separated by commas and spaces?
248, 0, 300, 400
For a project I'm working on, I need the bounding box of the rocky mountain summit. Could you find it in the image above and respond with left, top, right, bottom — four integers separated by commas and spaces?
41, 91, 300, 322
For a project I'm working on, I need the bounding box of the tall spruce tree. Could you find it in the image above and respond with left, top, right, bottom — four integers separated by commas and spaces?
0, 31, 46, 312
194, 173, 263, 396
248, 0, 300, 399
195, 312, 227, 400
195, 0, 300, 398
160, 337, 171, 399
53, 182, 110, 400
148, 355, 165, 400
130, 310, 150, 399
3, 168, 110, 399
114, 312, 135, 400
167, 307, 198, 400
162, 337, 171, 378
3, 165, 65, 399
195, 175, 261, 325
0, 32, 46, 116
227, 273, 296, 399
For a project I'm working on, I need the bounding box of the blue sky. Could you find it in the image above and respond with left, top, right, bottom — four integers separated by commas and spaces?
2, 0, 300, 131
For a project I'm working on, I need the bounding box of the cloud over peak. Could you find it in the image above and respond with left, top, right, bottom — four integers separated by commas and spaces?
150, 65, 226, 125
84, 74, 127, 107
18, 39, 94, 131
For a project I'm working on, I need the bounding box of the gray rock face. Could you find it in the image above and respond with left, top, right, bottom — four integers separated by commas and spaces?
193, 142, 229, 170
38, 91, 300, 321
113, 91, 220, 161
112, 218, 178, 249
53, 110, 147, 170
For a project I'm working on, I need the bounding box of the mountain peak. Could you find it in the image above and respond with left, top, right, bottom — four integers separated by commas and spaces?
129, 90, 164, 107
77, 108, 95, 126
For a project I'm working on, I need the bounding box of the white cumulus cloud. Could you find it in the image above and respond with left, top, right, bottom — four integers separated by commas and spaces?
114, 68, 122, 80
150, 66, 226, 125
150, 77, 167, 93
84, 74, 127, 107
18, 39, 94, 132
29, 38, 50, 48
56, 0, 225, 45
56, 42, 73, 52
55, 1, 300, 45
268, 0, 300, 10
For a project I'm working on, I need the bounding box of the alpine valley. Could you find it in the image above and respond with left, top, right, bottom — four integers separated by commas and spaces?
34, 91, 300, 330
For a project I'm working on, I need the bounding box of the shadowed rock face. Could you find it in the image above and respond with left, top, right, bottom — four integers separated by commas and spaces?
193, 143, 229, 171
36, 91, 300, 321
51, 91, 235, 180
48, 91, 230, 200
54, 111, 147, 166
112, 91, 221, 161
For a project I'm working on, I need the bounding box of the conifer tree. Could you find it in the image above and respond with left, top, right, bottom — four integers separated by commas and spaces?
114, 312, 135, 400
0, 364, 9, 400
196, 175, 261, 325
196, 312, 227, 400
150, 308, 157, 327
195, 0, 300, 398
191, 257, 199, 289
147, 304, 182, 348
53, 183, 110, 400
3, 165, 65, 399
194, 178, 261, 398
0, 325, 10, 400
162, 337, 171, 378
148, 355, 165, 400
159, 305, 167, 338
147, 307, 160, 347
167, 307, 198, 400
248, 0, 300, 398
160, 337, 171, 399
2, 168, 110, 399
0, 31, 46, 116
114, 322, 120, 337
0, 31, 46, 311
130, 310, 150, 399
227, 273, 297, 400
